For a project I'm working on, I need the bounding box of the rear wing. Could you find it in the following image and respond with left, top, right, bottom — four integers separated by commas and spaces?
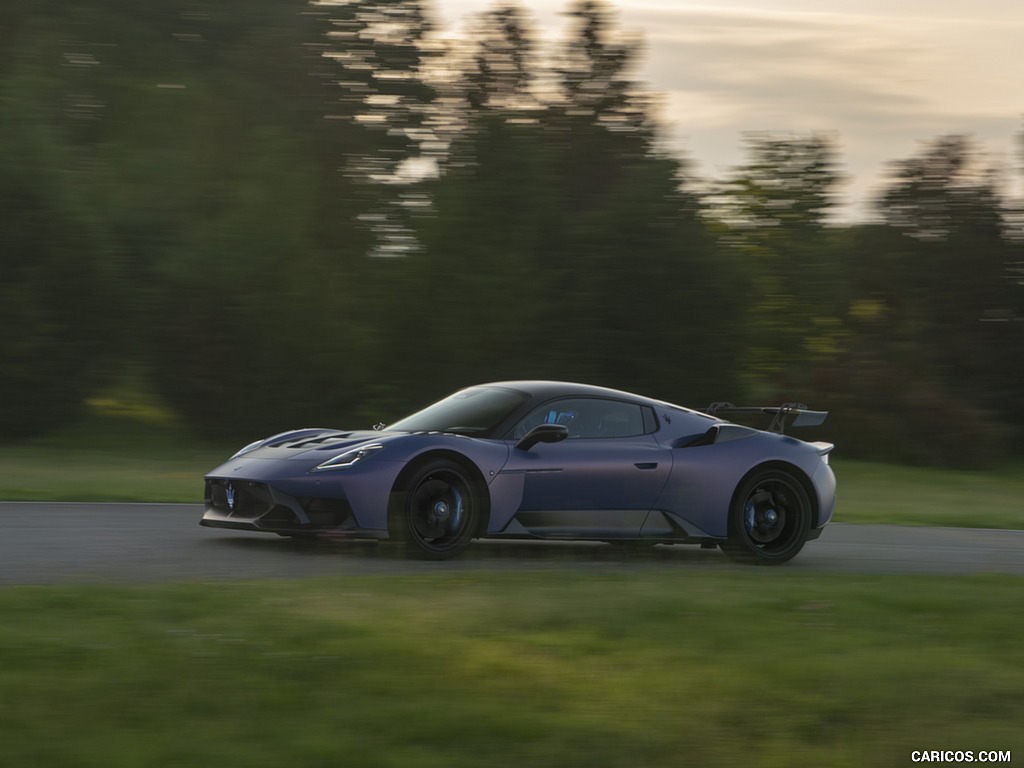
704, 402, 827, 435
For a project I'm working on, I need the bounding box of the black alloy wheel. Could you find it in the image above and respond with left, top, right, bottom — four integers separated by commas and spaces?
391, 459, 480, 560
721, 468, 811, 565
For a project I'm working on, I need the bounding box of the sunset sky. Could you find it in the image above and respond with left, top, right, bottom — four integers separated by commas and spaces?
435, 0, 1024, 219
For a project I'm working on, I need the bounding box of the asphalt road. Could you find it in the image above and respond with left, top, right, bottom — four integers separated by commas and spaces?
2, 502, 1022, 586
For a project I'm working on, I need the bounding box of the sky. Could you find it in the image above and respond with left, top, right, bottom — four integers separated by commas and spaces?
434, 0, 1024, 219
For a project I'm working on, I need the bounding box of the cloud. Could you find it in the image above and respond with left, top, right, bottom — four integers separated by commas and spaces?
632, 4, 1023, 121
605, 3, 1024, 216
638, 12, 937, 121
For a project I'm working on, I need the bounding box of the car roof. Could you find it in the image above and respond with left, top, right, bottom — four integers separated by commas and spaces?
479, 380, 695, 413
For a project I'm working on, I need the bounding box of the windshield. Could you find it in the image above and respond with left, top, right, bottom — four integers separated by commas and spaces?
385, 387, 529, 436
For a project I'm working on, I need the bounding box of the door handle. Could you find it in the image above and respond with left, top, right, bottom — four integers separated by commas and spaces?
634, 462, 658, 470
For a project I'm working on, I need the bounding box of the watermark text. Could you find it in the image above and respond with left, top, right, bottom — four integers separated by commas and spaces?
911, 751, 1011, 763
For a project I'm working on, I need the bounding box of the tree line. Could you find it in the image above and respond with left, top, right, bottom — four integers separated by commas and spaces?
2, 0, 1022, 467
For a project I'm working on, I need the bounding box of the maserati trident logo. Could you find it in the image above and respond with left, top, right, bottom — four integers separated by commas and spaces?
225, 482, 236, 511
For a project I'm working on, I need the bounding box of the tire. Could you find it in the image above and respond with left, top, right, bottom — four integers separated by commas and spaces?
389, 459, 481, 560
721, 468, 811, 565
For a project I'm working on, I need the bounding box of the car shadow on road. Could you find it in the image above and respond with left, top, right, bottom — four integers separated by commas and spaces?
206, 533, 735, 568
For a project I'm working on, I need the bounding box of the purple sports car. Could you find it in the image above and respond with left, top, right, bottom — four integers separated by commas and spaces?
202, 381, 836, 564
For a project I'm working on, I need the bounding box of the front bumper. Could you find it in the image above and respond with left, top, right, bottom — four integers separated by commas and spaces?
201, 478, 385, 538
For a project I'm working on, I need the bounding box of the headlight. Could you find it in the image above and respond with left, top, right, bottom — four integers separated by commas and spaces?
231, 439, 265, 459
311, 444, 385, 472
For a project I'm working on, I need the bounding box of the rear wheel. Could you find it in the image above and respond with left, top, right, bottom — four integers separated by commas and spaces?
390, 459, 480, 560
721, 468, 811, 565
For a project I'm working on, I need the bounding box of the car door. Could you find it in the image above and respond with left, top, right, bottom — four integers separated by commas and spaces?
502, 397, 671, 538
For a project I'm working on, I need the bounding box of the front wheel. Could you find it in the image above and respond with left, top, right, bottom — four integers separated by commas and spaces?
721, 468, 811, 565
389, 459, 481, 560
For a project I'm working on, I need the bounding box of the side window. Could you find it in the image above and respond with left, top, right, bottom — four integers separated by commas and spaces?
514, 398, 648, 439
642, 406, 658, 434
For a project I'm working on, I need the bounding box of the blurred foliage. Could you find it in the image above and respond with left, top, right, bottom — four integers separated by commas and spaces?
0, 74, 109, 436
1, 0, 1022, 465
712, 133, 847, 389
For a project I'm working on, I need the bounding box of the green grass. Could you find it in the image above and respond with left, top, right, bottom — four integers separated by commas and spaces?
832, 458, 1024, 530
1, 571, 1020, 767
0, 413, 228, 503
0, 442, 224, 502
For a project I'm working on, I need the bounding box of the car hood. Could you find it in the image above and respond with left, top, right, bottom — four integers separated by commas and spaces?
237, 428, 393, 462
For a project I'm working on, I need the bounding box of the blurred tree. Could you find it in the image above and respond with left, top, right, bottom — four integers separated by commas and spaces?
392, 1, 738, 411
713, 132, 846, 399
555, 0, 650, 133
0, 81, 108, 438
871, 136, 1022, 457
462, 4, 535, 112
545, 1, 740, 405
5, 0, 1019, 464
132, 2, 380, 437
315, 0, 438, 257
0, 0, 367, 439
876, 136, 1016, 335
810, 136, 1021, 465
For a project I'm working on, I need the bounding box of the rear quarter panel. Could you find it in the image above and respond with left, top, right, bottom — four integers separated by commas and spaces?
655, 431, 830, 538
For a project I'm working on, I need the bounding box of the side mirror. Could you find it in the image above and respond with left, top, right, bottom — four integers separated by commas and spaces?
515, 423, 569, 451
